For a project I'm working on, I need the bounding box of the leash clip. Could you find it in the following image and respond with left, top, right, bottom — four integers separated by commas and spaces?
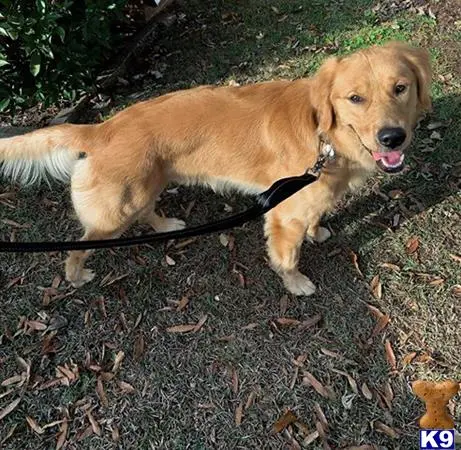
308, 143, 335, 177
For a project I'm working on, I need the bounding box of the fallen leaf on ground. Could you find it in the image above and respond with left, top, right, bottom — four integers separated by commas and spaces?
56, 420, 68, 450
193, 315, 208, 332
235, 403, 243, 426
350, 250, 364, 277
176, 295, 190, 311
0, 398, 21, 421
245, 391, 257, 410
166, 324, 197, 333
402, 352, 417, 366
276, 317, 301, 327
118, 380, 136, 394
25, 320, 47, 332
449, 254, 461, 263
133, 333, 145, 361
406, 236, 420, 254
86, 409, 101, 436
383, 380, 394, 408
384, 340, 397, 371
370, 275, 382, 299
96, 377, 109, 408
331, 369, 358, 394
1, 375, 23, 387
298, 314, 322, 330
303, 372, 334, 399
361, 382, 373, 400
26, 416, 44, 434
241, 323, 258, 330
302, 430, 320, 445
272, 410, 297, 434
112, 350, 125, 373
111, 426, 120, 442
367, 304, 390, 338
313, 403, 329, 430
374, 421, 399, 438
379, 262, 401, 271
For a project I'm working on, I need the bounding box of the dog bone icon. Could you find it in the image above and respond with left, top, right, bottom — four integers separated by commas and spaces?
412, 380, 459, 429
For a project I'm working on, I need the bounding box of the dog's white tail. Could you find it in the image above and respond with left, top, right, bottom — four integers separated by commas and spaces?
0, 124, 93, 185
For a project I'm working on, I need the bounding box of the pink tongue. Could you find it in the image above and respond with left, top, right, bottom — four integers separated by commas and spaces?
372, 150, 402, 164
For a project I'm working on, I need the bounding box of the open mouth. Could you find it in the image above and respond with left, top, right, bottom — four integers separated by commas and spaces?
372, 150, 405, 174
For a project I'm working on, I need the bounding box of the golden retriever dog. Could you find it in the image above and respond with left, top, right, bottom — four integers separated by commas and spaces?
0, 42, 431, 295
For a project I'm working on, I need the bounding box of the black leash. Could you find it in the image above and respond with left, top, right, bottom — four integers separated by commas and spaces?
0, 146, 334, 253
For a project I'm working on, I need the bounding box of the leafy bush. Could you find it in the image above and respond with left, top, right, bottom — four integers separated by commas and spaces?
0, 0, 128, 112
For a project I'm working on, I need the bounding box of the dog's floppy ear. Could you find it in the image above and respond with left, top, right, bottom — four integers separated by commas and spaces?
387, 42, 432, 111
312, 57, 340, 133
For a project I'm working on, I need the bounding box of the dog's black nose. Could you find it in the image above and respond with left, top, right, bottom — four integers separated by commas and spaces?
377, 127, 406, 149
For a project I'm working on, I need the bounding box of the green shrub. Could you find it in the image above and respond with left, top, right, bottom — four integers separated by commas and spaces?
0, 0, 128, 112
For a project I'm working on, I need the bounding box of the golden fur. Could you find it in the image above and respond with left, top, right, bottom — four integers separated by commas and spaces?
0, 42, 431, 295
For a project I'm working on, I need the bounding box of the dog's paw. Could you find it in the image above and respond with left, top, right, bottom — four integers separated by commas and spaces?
283, 271, 316, 296
66, 269, 95, 288
155, 217, 186, 233
306, 226, 331, 243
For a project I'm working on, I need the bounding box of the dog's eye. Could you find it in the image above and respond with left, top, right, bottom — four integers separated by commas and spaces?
395, 84, 407, 95
349, 94, 364, 104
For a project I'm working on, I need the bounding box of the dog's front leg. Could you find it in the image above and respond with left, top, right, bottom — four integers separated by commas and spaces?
264, 208, 316, 296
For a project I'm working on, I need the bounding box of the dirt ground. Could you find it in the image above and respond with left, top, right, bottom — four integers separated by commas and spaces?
1, 0, 460, 449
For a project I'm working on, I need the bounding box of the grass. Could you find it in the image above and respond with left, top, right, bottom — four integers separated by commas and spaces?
1, 0, 460, 448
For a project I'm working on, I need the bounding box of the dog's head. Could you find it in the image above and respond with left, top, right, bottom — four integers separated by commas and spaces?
313, 42, 432, 173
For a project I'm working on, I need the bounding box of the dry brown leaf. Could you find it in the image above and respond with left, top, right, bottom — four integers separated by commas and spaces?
384, 340, 397, 371
193, 314, 208, 332
100, 372, 115, 382
96, 377, 109, 408
331, 369, 358, 394
112, 350, 125, 373
133, 333, 145, 361
374, 421, 399, 438
26, 320, 48, 332
313, 403, 329, 431
303, 371, 333, 399
303, 430, 320, 446
276, 317, 301, 327
370, 275, 382, 299
56, 420, 68, 450
241, 323, 258, 330
402, 352, 417, 366
0, 397, 21, 421
111, 425, 120, 442
361, 382, 373, 400
279, 295, 289, 317
272, 410, 297, 434
77, 425, 94, 441
428, 277, 445, 286
26, 416, 44, 434
1, 374, 23, 387
449, 254, 461, 263
176, 295, 190, 312
165, 255, 176, 266
452, 285, 461, 298
414, 352, 433, 364
166, 324, 197, 333
379, 262, 401, 271
86, 409, 101, 436
383, 380, 394, 408
235, 403, 243, 426
298, 314, 322, 330
406, 236, 420, 255
118, 380, 136, 394
350, 250, 364, 277
367, 304, 390, 338
245, 391, 257, 410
